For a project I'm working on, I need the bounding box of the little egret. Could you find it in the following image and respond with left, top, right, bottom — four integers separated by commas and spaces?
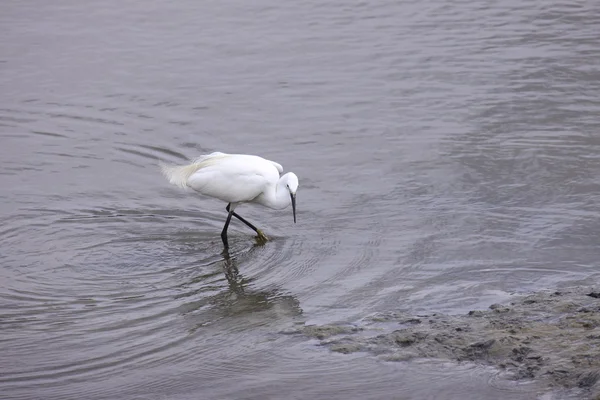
160, 152, 298, 248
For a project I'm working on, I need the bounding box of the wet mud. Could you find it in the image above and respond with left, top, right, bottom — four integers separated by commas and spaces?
293, 288, 600, 398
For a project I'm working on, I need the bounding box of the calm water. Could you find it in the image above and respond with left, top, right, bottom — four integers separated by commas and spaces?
2, 1, 600, 399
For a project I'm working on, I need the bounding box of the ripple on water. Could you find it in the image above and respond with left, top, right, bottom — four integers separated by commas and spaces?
3, 1, 600, 398
0, 185, 306, 399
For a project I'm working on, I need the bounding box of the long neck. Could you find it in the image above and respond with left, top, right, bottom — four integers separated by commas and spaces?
260, 177, 290, 210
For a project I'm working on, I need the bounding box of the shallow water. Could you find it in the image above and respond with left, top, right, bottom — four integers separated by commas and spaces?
1, 0, 600, 399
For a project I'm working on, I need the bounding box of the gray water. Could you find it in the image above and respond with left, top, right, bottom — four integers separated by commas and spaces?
2, 1, 600, 399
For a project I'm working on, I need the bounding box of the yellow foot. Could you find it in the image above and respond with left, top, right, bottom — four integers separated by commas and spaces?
256, 229, 269, 243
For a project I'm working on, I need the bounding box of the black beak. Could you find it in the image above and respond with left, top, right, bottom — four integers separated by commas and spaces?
291, 193, 296, 223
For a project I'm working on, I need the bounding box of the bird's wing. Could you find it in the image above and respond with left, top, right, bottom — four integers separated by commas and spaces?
195, 152, 282, 174
186, 155, 277, 203
160, 152, 230, 189
268, 160, 283, 174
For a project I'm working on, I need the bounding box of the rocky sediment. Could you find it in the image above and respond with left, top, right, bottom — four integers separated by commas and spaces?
294, 288, 600, 399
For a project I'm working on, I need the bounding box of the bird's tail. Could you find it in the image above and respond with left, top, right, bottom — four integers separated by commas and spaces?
159, 152, 228, 189
159, 162, 199, 189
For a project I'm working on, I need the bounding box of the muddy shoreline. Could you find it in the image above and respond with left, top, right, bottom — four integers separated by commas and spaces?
292, 287, 600, 399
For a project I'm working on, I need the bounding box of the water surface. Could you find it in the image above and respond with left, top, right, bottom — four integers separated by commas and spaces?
2, 1, 600, 399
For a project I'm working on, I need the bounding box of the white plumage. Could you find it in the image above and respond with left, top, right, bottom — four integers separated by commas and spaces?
160, 152, 298, 248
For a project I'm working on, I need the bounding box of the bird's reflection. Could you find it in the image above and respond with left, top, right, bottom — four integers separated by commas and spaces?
220, 247, 245, 292
178, 246, 303, 333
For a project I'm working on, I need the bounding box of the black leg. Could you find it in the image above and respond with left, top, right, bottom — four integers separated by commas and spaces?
225, 204, 268, 241
221, 210, 234, 248
233, 212, 259, 231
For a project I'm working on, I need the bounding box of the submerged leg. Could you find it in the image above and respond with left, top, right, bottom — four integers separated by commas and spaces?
221, 210, 234, 248
226, 204, 269, 241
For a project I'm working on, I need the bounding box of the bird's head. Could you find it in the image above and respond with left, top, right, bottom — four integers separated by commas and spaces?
284, 172, 299, 223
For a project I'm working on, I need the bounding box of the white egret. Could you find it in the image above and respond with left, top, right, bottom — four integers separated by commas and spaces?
160, 152, 298, 248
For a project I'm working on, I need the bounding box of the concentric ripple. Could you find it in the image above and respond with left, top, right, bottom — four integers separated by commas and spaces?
3, 0, 600, 399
